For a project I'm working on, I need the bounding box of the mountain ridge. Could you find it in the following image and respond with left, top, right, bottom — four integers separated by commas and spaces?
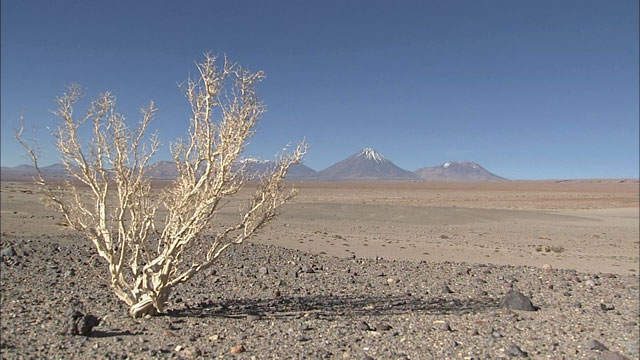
2, 149, 508, 182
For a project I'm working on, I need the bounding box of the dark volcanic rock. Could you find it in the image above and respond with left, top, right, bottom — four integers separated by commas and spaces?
504, 344, 528, 357
375, 323, 392, 331
440, 322, 453, 332
442, 282, 454, 294
65, 303, 100, 336
600, 303, 615, 312
588, 339, 609, 351
499, 290, 537, 311
301, 264, 315, 273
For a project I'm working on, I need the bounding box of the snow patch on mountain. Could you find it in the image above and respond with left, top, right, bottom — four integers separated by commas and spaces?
360, 147, 386, 163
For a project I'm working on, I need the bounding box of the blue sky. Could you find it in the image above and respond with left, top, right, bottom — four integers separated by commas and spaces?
2, 0, 638, 179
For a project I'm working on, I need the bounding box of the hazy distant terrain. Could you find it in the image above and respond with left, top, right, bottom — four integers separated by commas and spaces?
2, 147, 509, 182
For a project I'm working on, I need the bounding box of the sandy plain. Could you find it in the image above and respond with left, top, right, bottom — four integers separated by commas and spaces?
2, 179, 638, 275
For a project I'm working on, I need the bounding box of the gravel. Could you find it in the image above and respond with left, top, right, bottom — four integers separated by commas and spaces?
1, 234, 639, 359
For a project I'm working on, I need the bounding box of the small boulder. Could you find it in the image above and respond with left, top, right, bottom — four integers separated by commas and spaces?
499, 290, 537, 311
65, 303, 100, 336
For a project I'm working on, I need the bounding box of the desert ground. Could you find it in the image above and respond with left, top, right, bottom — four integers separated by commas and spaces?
1, 179, 639, 359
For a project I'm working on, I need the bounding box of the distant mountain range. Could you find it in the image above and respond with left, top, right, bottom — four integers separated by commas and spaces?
1, 147, 507, 182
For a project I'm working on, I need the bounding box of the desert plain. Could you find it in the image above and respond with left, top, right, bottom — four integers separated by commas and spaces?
1, 179, 639, 359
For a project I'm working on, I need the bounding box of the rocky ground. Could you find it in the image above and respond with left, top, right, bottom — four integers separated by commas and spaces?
1, 234, 639, 359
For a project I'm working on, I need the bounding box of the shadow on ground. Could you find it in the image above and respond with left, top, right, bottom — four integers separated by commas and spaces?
167, 294, 498, 319
90, 330, 138, 338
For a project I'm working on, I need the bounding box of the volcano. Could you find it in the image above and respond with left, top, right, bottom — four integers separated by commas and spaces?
315, 148, 420, 181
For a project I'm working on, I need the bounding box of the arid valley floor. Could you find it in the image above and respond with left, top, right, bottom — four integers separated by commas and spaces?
1, 179, 639, 359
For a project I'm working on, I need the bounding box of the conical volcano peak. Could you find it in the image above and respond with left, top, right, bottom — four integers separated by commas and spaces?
315, 147, 419, 180
360, 147, 386, 163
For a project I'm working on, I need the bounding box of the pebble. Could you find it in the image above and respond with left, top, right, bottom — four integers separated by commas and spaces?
600, 303, 615, 311
440, 322, 452, 332
442, 282, 454, 294
230, 345, 246, 354
504, 344, 528, 357
587, 339, 608, 351
504, 275, 518, 283
183, 347, 201, 359
573, 301, 582, 308
357, 321, 372, 331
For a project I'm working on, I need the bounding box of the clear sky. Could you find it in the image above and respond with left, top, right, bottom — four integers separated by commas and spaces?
2, 0, 638, 179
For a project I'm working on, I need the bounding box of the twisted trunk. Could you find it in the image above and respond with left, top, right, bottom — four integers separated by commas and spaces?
128, 288, 171, 318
